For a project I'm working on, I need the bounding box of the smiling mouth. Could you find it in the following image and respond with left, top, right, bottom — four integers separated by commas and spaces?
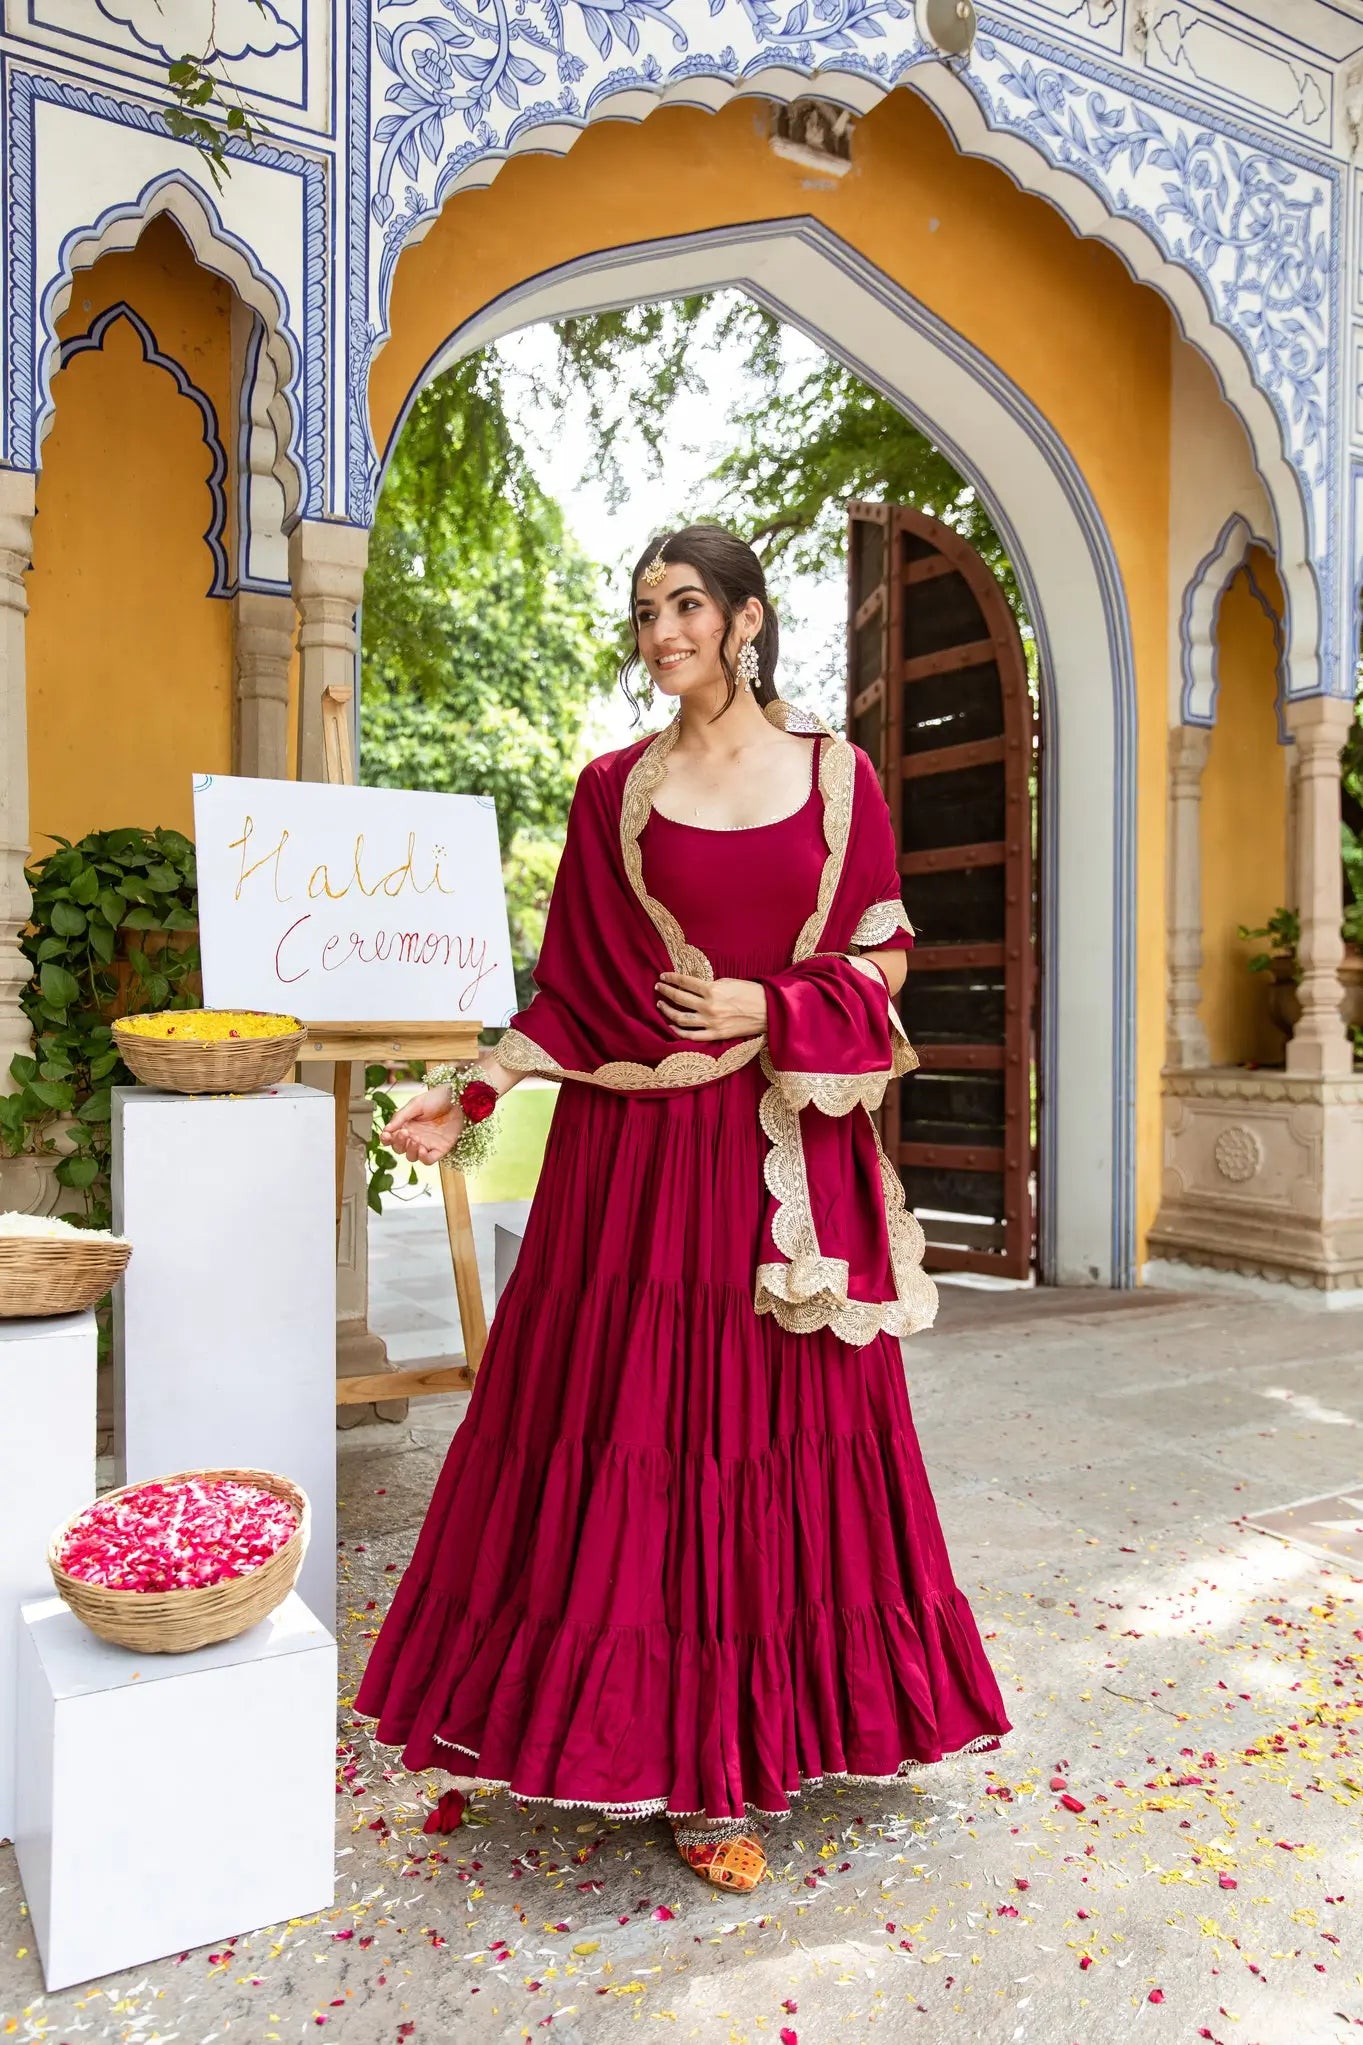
655, 651, 692, 671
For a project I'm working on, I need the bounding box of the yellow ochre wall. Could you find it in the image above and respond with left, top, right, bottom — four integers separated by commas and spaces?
370, 91, 1173, 1263
28, 216, 234, 852
1200, 553, 1288, 1067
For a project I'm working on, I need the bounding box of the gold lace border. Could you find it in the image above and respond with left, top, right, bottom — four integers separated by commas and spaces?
766, 1032, 919, 1118
495, 1024, 764, 1092
850, 899, 915, 949
756, 1050, 938, 1345
617, 699, 854, 991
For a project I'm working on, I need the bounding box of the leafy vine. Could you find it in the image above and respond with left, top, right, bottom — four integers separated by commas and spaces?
0, 829, 201, 1228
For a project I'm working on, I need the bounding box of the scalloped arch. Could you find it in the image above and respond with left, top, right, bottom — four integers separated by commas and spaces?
365, 29, 1334, 695
38, 173, 304, 533
369, 216, 1143, 1285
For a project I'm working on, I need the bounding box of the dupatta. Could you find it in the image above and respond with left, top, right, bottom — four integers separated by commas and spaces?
497, 701, 938, 1345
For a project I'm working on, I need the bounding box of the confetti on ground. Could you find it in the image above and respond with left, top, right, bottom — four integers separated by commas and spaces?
2, 1289, 1362, 2043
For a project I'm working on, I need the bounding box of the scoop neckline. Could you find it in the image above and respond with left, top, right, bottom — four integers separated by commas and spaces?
648, 736, 821, 835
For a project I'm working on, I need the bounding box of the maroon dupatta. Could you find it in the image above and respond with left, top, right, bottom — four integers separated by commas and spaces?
497, 702, 938, 1344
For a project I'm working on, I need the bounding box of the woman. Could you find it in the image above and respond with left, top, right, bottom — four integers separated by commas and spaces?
356, 525, 1009, 1892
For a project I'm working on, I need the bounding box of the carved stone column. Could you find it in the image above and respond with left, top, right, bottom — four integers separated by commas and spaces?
232, 590, 295, 780
0, 472, 35, 1090
1165, 723, 1211, 1070
288, 520, 368, 781
1283, 694, 1354, 1077
288, 521, 401, 1420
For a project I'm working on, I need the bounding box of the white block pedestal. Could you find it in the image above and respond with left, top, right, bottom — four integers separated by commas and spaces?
16, 1591, 335, 1990
0, 1312, 96, 1842
493, 1221, 525, 1307
113, 1084, 336, 1625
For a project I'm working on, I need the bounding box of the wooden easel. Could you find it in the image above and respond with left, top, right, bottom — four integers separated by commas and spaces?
300, 681, 490, 1404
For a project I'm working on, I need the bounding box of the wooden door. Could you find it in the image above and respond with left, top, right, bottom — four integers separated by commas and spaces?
846, 502, 1036, 1279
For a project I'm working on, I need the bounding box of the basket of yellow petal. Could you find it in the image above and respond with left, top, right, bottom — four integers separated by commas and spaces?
0, 1212, 132, 1317
112, 1010, 305, 1095
49, 1468, 308, 1653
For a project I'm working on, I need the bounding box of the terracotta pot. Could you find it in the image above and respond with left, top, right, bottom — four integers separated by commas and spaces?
1265, 948, 1363, 1035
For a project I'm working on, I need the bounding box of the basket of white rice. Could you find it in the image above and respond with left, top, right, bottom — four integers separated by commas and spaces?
0, 1213, 131, 1316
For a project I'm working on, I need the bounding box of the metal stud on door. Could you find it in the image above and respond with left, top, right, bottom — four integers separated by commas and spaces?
846, 503, 1037, 1279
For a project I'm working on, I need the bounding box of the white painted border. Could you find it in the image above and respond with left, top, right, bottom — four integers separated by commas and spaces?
377, 219, 1138, 1286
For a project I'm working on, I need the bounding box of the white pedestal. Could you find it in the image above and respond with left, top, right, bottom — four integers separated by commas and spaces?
16, 1591, 335, 1990
0, 1312, 96, 1842
494, 1221, 525, 1306
113, 1085, 336, 1625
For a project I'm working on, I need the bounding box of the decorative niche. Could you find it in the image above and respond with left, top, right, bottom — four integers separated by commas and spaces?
769, 100, 856, 177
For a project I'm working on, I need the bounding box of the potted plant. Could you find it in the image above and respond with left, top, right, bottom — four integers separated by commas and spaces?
1239, 900, 1363, 1036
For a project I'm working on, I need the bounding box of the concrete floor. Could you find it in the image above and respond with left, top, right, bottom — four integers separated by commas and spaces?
3, 1228, 1363, 2045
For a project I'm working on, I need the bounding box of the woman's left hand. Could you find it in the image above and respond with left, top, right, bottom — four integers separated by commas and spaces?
655, 972, 767, 1040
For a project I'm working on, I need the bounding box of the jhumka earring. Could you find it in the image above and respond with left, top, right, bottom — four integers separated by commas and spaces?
736, 638, 760, 688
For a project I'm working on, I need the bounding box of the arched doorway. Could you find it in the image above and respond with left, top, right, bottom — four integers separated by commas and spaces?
370, 215, 1134, 1286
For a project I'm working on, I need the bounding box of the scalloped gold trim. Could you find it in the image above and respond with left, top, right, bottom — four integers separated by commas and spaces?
767, 1031, 919, 1118
851, 899, 915, 949
619, 718, 713, 981
495, 1024, 763, 1091
755, 1050, 938, 1345
503, 700, 852, 1097
793, 736, 854, 963
619, 701, 848, 982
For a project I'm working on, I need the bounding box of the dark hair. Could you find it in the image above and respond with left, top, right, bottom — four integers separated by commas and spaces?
619, 524, 781, 721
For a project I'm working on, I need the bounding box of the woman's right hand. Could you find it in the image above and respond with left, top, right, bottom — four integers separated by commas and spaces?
382, 1085, 465, 1166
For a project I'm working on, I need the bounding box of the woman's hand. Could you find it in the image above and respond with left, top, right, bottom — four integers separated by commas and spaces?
655, 972, 767, 1041
382, 1084, 465, 1166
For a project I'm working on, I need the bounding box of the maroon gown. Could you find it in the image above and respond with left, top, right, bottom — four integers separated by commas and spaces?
356, 743, 1010, 1824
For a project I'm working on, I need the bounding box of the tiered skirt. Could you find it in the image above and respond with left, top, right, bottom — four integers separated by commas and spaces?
355, 1063, 1010, 1820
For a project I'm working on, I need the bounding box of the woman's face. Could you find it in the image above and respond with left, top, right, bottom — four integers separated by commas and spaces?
633, 561, 763, 701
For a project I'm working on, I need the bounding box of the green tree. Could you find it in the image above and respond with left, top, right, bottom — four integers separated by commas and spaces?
360, 357, 618, 846
547, 297, 1023, 610
362, 297, 1029, 995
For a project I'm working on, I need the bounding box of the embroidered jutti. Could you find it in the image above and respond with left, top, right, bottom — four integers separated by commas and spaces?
355, 705, 1010, 1823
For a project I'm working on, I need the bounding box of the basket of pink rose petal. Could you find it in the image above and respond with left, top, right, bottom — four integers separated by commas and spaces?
49, 1468, 308, 1652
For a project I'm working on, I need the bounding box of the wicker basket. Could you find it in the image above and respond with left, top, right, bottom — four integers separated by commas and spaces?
0, 1232, 131, 1317
112, 1013, 306, 1095
49, 1468, 309, 1654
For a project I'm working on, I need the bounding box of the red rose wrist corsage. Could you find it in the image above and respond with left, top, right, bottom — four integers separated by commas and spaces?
427, 1064, 501, 1175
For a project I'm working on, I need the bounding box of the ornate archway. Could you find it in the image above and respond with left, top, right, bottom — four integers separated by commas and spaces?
355, 20, 1340, 709
369, 218, 1139, 1286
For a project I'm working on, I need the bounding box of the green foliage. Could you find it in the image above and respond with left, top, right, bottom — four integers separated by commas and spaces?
163, 58, 265, 185
550, 300, 714, 505
365, 295, 1033, 1004
502, 833, 564, 1011
363, 1062, 422, 1216
1236, 906, 1301, 976
360, 356, 616, 997
360, 361, 617, 849
549, 297, 1025, 610
0, 830, 201, 1227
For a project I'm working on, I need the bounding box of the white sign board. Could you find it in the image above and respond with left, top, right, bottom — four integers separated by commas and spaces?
192, 774, 518, 1026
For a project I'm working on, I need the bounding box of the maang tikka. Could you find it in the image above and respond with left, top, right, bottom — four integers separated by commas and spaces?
736, 638, 760, 687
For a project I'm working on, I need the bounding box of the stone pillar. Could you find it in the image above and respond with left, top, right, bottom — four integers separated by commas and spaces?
287, 520, 367, 782
232, 590, 295, 780
1283, 694, 1354, 1077
287, 521, 400, 1418
1165, 723, 1211, 1070
0, 473, 35, 1092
